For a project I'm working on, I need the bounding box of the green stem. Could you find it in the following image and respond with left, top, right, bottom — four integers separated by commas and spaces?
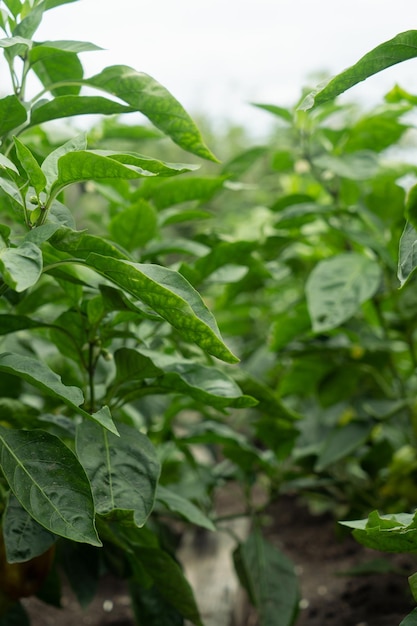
87, 341, 96, 414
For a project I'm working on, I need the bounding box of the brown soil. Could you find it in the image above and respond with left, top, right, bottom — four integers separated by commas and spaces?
21, 494, 417, 626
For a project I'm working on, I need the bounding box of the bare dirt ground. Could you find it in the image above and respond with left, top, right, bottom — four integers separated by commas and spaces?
22, 493, 417, 626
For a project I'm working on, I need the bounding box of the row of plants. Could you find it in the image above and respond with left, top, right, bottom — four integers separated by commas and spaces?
1, 1, 417, 624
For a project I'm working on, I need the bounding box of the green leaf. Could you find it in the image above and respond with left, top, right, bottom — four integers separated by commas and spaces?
156, 485, 215, 531
0, 353, 118, 434
76, 421, 160, 527
138, 176, 226, 209
49, 150, 156, 198
145, 349, 255, 408
13, 136, 46, 194
31, 39, 102, 56
400, 609, 417, 626
12, 4, 43, 38
233, 529, 299, 626
405, 184, 417, 231
41, 133, 87, 187
398, 222, 417, 287
135, 547, 204, 626
3, 494, 56, 562
0, 242, 43, 292
86, 66, 218, 162
49, 225, 127, 261
315, 422, 371, 471
108, 200, 158, 250
0, 95, 27, 136
0, 313, 49, 335
342, 511, 417, 553
306, 252, 382, 332
300, 30, 417, 110
313, 151, 379, 180
3, 0, 22, 18
409, 572, 417, 603
251, 102, 293, 123
95, 151, 198, 177
32, 48, 83, 96
81, 254, 238, 363
30, 95, 136, 126
0, 426, 101, 545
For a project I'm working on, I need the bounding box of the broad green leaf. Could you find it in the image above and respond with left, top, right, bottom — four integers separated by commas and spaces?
156, 485, 215, 531
251, 102, 293, 123
184, 240, 257, 284
315, 422, 371, 471
0, 36, 32, 49
3, 494, 56, 562
233, 529, 299, 626
30, 95, 136, 126
398, 221, 417, 286
0, 95, 27, 136
32, 48, 83, 96
0, 426, 101, 545
0, 352, 84, 405
93, 151, 198, 177
150, 351, 255, 408
405, 184, 417, 231
31, 39, 102, 57
112, 347, 254, 408
0, 353, 118, 434
49, 225, 127, 261
0, 313, 49, 334
12, 4, 43, 38
3, 0, 21, 18
41, 133, 87, 187
49, 150, 156, 198
0, 242, 43, 292
269, 301, 311, 351
274, 202, 335, 228
400, 609, 417, 626
342, 511, 417, 553
306, 252, 382, 332
24, 222, 61, 245
343, 112, 409, 153
0, 153, 19, 174
13, 136, 46, 194
313, 151, 379, 180
222, 146, 268, 178
109, 200, 158, 250
86, 66, 218, 162
300, 30, 417, 110
138, 176, 226, 209
135, 547, 204, 626
409, 572, 417, 603
159, 207, 211, 227
76, 421, 160, 526
81, 253, 238, 363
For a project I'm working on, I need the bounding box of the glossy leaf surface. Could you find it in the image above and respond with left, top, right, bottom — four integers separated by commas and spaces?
76, 421, 160, 527
0, 426, 100, 545
300, 31, 417, 110
306, 253, 382, 332
86, 66, 218, 161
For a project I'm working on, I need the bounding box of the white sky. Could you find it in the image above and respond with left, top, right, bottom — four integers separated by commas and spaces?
26, 0, 417, 136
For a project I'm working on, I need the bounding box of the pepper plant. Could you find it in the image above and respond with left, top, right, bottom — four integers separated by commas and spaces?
0, 0, 265, 623
299, 30, 417, 625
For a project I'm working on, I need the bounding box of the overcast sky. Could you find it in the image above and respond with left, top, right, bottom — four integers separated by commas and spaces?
33, 0, 417, 136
